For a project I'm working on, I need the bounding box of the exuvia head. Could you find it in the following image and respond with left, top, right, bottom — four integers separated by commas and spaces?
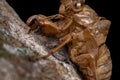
59, 0, 85, 14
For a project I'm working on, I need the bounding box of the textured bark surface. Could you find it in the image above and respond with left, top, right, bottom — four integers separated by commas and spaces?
0, 0, 81, 80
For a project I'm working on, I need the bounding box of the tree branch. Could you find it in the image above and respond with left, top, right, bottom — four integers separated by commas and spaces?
0, 0, 82, 80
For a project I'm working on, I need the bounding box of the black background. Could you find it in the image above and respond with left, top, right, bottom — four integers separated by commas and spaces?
6, 0, 119, 80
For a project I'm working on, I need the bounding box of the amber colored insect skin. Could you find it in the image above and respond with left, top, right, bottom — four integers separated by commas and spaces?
25, 0, 112, 80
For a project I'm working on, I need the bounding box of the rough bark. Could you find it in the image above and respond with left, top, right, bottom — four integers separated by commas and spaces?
0, 0, 82, 80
